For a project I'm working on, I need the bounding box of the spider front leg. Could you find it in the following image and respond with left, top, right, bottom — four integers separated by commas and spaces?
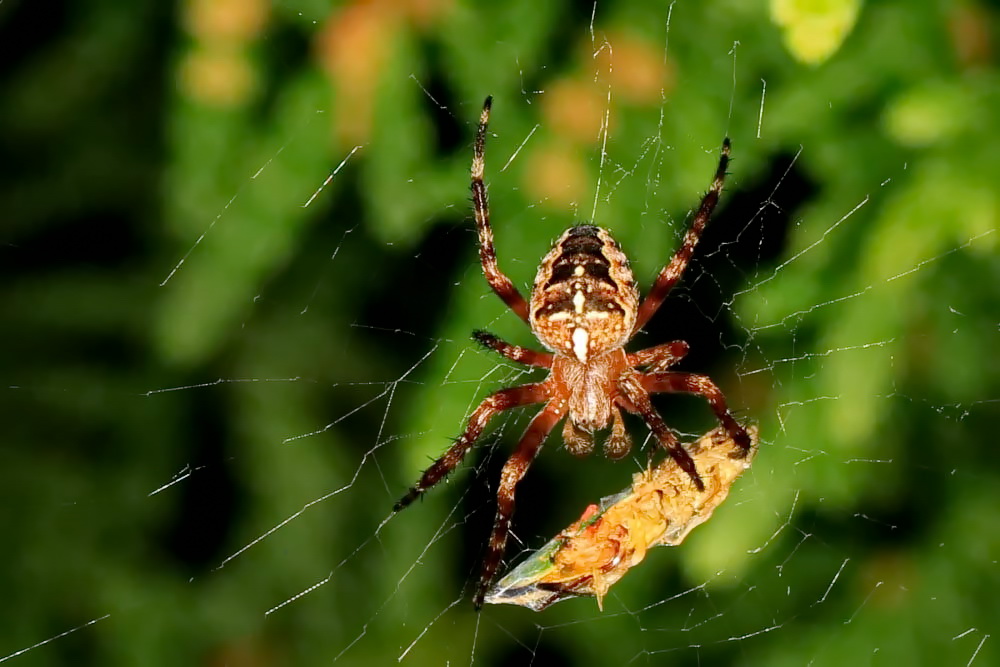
628, 340, 690, 373
394, 382, 549, 512
472, 330, 553, 368
641, 372, 751, 457
618, 376, 705, 491
634, 139, 731, 332
472, 97, 531, 323
474, 400, 566, 609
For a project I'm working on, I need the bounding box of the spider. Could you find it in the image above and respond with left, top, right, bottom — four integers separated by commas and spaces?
394, 97, 751, 609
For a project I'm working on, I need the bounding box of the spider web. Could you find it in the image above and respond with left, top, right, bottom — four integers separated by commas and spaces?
2, 1, 998, 666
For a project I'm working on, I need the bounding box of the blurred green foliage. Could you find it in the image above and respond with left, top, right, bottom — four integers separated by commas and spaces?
1, 0, 998, 665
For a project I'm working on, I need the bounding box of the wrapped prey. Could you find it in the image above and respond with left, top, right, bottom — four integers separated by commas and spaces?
485, 424, 759, 611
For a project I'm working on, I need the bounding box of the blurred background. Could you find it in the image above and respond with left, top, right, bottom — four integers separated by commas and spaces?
2, 0, 998, 664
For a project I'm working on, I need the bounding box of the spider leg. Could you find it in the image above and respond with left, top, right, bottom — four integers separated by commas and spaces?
472, 96, 531, 323
472, 330, 553, 368
474, 399, 566, 609
628, 340, 690, 373
641, 371, 751, 456
633, 139, 730, 332
393, 382, 550, 512
618, 377, 705, 491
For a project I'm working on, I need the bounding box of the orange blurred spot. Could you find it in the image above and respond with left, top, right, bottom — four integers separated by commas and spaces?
860, 550, 915, 610
523, 141, 589, 209
391, 0, 454, 27
595, 32, 673, 104
948, 4, 993, 68
316, 4, 400, 144
541, 79, 608, 144
177, 46, 256, 108
184, 0, 269, 45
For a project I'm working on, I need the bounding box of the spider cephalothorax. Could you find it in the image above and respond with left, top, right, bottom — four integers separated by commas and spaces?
394, 97, 751, 609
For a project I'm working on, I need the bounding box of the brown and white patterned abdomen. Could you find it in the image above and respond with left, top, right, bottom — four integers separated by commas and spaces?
529, 225, 639, 362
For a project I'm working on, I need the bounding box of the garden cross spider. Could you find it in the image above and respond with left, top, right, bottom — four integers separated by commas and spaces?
394, 97, 751, 609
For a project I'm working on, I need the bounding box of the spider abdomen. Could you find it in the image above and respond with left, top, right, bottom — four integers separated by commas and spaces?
529, 225, 639, 362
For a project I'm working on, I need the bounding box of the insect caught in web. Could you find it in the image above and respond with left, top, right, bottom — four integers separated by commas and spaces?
393, 97, 751, 609
485, 424, 760, 611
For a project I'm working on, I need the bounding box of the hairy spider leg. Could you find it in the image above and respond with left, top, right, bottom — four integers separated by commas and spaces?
472, 330, 553, 368
627, 340, 690, 372
619, 377, 705, 491
393, 383, 549, 512
634, 138, 731, 331
472, 96, 531, 323
640, 372, 751, 456
473, 400, 566, 609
